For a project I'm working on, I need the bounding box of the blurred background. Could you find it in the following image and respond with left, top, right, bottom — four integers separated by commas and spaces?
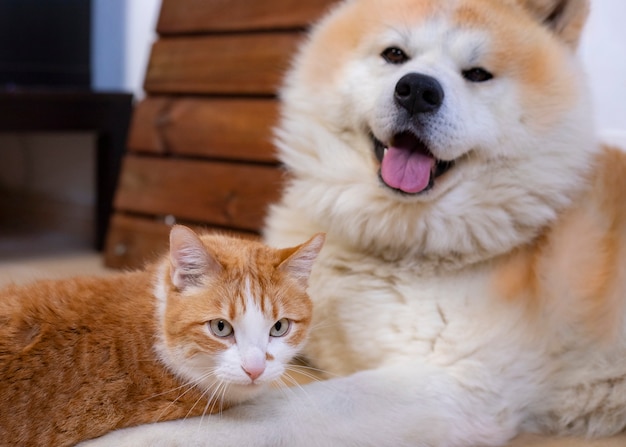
0, 0, 623, 277
0, 0, 159, 260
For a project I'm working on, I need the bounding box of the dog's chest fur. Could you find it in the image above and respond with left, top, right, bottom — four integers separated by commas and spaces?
303, 244, 539, 374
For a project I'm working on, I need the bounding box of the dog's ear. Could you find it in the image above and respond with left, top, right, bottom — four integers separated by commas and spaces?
517, 0, 589, 49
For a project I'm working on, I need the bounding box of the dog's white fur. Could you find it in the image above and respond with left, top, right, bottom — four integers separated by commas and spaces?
82, 0, 626, 445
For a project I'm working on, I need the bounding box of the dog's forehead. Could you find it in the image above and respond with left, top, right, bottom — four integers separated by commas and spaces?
300, 0, 570, 97
369, 0, 532, 42
306, 0, 533, 68
361, 0, 559, 74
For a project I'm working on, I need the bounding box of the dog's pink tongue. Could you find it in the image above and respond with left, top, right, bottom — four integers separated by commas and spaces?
381, 146, 434, 193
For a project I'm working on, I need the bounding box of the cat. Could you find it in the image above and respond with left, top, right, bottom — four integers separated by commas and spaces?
0, 225, 324, 447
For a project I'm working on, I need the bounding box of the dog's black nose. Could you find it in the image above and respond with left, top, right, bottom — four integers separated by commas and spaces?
394, 73, 444, 115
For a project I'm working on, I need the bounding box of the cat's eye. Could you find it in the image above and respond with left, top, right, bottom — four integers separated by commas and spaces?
209, 319, 233, 337
462, 67, 494, 83
269, 318, 290, 337
381, 47, 409, 64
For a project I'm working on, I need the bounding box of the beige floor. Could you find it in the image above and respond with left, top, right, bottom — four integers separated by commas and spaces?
0, 250, 113, 287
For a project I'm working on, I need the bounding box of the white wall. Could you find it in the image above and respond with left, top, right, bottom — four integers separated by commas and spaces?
125, 0, 162, 98
580, 0, 626, 136
91, 0, 160, 99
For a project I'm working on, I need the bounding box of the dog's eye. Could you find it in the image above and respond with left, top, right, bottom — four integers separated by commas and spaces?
381, 47, 409, 64
462, 67, 493, 83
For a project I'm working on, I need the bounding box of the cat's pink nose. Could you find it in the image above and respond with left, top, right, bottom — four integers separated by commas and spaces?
242, 364, 265, 381
242, 349, 266, 381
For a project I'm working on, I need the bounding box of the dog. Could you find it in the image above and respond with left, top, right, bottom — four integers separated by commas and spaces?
81, 0, 626, 445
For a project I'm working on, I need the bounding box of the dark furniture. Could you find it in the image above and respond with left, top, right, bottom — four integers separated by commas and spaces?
0, 90, 133, 249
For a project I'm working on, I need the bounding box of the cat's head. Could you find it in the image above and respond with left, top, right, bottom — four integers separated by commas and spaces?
154, 225, 325, 405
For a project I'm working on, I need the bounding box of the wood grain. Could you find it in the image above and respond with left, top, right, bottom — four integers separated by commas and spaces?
104, 214, 171, 269
114, 155, 283, 231
126, 97, 171, 154
157, 0, 337, 33
127, 97, 279, 163
144, 33, 301, 95
104, 213, 258, 269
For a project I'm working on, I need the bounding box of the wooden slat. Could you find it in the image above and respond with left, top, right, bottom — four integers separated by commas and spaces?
104, 213, 258, 270
157, 0, 337, 34
145, 33, 301, 95
104, 214, 171, 269
114, 155, 283, 231
127, 97, 279, 163
126, 97, 171, 154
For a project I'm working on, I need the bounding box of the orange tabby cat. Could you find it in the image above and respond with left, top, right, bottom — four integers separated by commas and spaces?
0, 225, 324, 447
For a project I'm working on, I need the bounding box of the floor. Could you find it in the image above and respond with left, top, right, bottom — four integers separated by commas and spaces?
0, 224, 113, 287
0, 248, 112, 287
0, 184, 114, 287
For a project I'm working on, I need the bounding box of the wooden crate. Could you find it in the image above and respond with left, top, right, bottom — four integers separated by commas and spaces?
104, 0, 336, 269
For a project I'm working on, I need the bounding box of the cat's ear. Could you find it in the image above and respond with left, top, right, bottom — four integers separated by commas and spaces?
169, 225, 221, 290
278, 233, 325, 288
517, 0, 589, 48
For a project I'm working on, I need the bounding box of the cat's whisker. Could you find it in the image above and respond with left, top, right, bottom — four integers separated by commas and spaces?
140, 379, 198, 403
276, 374, 302, 392
284, 362, 338, 382
273, 377, 297, 397
194, 401, 213, 436
196, 383, 221, 431
218, 382, 231, 416
287, 363, 330, 377
152, 369, 220, 422
282, 372, 319, 400
205, 380, 229, 417
190, 374, 226, 419
308, 320, 338, 332
273, 376, 319, 422
206, 380, 225, 410
180, 377, 227, 437
283, 368, 322, 385
183, 380, 216, 421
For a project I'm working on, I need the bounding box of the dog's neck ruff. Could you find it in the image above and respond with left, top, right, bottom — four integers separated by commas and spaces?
272, 124, 597, 274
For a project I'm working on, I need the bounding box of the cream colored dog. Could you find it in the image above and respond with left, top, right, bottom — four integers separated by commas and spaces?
83, 0, 626, 445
